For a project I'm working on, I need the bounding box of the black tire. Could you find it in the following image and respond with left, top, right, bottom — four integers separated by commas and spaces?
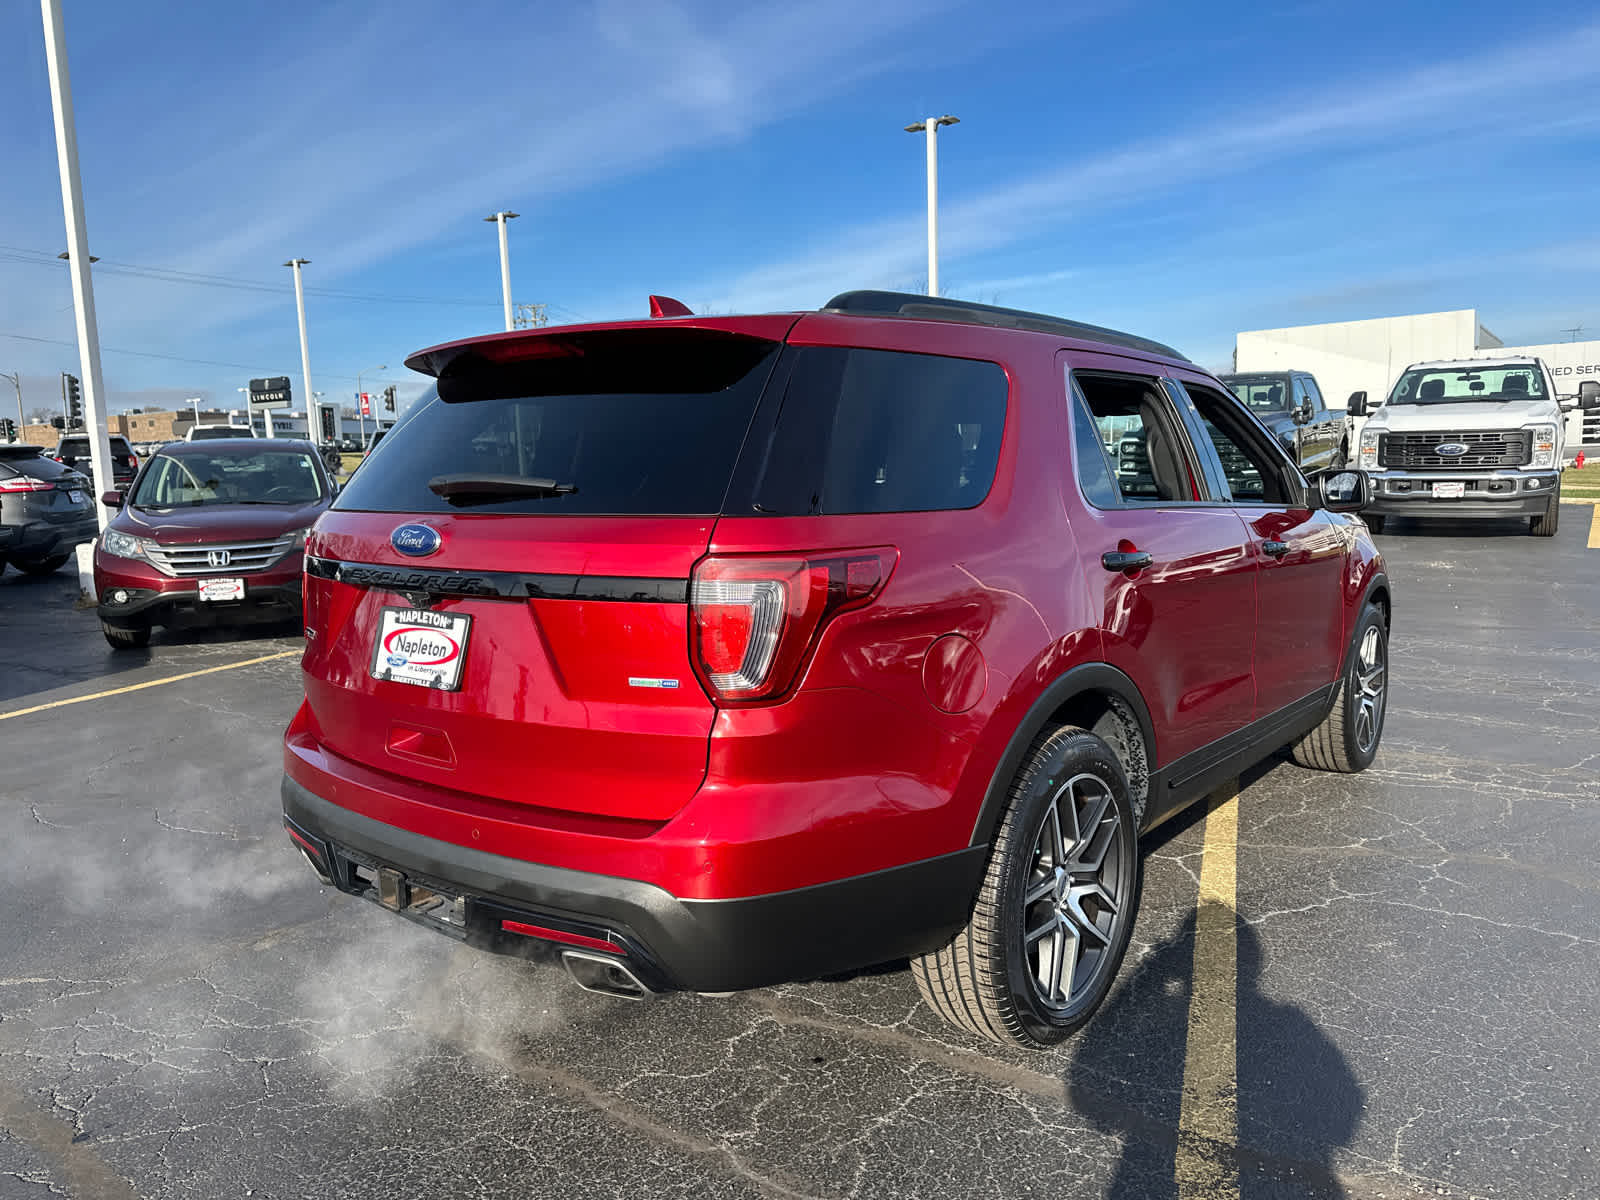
912, 726, 1140, 1047
101, 621, 150, 650
1363, 514, 1385, 535
1291, 602, 1387, 773
12, 554, 70, 576
1331, 440, 1348, 471
1529, 484, 1559, 537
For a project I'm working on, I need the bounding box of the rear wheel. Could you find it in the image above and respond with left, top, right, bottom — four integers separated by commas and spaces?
912, 726, 1139, 1047
1529, 484, 1560, 537
13, 554, 70, 575
1291, 602, 1387, 773
101, 622, 150, 650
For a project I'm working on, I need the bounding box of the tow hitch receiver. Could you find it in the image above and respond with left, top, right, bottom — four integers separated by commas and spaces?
377, 867, 408, 911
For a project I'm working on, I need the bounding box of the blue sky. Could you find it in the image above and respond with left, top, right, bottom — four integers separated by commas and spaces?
2, 0, 1598, 418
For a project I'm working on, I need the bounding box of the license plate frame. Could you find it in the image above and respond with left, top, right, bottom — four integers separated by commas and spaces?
369, 606, 472, 691
197, 576, 246, 602
1431, 481, 1466, 500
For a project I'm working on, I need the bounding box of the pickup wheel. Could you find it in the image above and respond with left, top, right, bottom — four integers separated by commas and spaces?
1529, 484, 1560, 537
1291, 602, 1387, 773
912, 726, 1139, 1047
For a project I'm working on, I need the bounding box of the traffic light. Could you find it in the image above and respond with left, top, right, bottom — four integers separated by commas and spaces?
0, 417, 14, 441
51, 416, 66, 430
383, 385, 396, 413
320, 404, 336, 443
62, 373, 82, 427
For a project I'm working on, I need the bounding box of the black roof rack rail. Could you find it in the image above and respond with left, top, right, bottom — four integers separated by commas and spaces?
820, 290, 1190, 362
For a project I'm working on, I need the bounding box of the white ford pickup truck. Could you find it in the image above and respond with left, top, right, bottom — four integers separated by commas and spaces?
1348, 357, 1597, 538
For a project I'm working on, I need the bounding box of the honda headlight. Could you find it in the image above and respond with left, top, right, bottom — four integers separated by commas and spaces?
101, 529, 153, 561
1358, 427, 1381, 469
1526, 423, 1557, 469
286, 526, 313, 549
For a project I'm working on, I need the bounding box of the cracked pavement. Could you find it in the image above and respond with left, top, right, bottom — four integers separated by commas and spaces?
2, 510, 1597, 1198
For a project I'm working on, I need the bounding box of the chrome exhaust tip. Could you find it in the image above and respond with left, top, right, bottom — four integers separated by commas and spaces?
560, 950, 656, 1001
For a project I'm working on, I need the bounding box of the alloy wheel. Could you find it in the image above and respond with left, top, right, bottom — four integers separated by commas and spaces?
1021, 772, 1129, 1012
1354, 625, 1386, 754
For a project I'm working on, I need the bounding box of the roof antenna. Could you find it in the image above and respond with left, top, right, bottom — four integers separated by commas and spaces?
649, 295, 693, 318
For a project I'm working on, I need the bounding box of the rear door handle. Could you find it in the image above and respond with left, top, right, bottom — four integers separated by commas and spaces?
1102, 550, 1153, 573
1261, 539, 1290, 558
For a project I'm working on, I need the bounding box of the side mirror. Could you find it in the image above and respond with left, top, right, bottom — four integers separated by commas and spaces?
1579, 380, 1600, 409
1560, 396, 1578, 412
100, 489, 123, 508
1313, 468, 1369, 513
1346, 391, 1368, 418
1292, 401, 1313, 426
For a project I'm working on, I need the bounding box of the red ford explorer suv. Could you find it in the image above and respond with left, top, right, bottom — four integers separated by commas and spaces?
96, 438, 334, 648
282, 291, 1389, 1047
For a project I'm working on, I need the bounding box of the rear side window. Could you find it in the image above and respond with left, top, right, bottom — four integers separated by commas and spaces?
335, 330, 780, 516
750, 347, 1007, 515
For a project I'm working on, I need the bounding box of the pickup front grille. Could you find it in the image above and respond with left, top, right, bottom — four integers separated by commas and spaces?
1582, 410, 1600, 446
145, 537, 295, 577
1379, 430, 1530, 469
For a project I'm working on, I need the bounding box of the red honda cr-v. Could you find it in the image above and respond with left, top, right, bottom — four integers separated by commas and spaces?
282, 290, 1389, 1047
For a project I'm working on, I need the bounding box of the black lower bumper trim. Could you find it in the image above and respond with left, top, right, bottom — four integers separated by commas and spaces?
282, 774, 988, 993
1363, 496, 1552, 519
99, 581, 301, 626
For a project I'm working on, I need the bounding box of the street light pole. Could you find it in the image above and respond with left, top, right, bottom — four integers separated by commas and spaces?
484, 211, 519, 331
357, 364, 386, 448
283, 257, 318, 448
904, 115, 959, 298
41, 0, 114, 528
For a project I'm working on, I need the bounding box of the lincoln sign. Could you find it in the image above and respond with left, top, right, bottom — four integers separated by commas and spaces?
248, 376, 292, 410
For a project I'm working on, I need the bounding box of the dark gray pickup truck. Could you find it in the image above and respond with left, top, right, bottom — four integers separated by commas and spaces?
1217, 370, 1347, 473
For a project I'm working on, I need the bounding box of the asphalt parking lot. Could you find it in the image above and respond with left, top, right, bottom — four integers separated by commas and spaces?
2, 504, 1598, 1200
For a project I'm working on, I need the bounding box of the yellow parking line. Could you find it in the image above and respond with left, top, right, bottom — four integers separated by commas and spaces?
0, 649, 299, 721
1176, 786, 1240, 1200
1588, 504, 1600, 549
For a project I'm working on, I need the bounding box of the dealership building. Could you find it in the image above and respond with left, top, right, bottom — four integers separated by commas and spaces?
1234, 309, 1600, 451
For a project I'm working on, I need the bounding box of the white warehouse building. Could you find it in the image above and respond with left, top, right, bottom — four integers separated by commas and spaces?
1234, 310, 1600, 451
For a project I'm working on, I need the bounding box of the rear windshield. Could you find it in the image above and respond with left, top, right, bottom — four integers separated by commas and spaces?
0, 450, 77, 482
335, 329, 780, 516
58, 437, 131, 454
748, 347, 1008, 515
189, 427, 250, 439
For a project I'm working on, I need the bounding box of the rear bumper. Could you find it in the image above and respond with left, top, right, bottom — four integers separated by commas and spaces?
5, 513, 98, 561
281, 772, 986, 994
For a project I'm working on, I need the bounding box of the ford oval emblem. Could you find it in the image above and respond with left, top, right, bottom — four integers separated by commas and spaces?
390, 523, 441, 557
1434, 443, 1470, 456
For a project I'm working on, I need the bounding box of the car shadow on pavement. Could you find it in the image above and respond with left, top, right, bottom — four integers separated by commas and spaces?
1065, 850, 1363, 1198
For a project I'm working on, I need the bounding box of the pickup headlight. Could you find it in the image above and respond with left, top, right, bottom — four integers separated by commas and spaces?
101, 529, 155, 561
1358, 427, 1381, 469
1526, 423, 1557, 469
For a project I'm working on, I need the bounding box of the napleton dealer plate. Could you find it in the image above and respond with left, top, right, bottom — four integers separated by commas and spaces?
369, 607, 471, 691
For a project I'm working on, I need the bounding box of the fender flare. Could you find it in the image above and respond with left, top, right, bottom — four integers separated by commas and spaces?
967, 662, 1157, 848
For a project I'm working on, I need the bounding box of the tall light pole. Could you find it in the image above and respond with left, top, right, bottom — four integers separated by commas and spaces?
185, 396, 202, 430
41, 0, 114, 527
484, 211, 519, 331
904, 115, 959, 298
357, 364, 386, 446
283, 257, 319, 447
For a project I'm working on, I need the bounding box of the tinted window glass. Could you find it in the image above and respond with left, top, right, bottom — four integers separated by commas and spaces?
336, 329, 779, 516
751, 347, 1006, 515
1175, 382, 1296, 505
1069, 380, 1120, 508
1074, 373, 1194, 503
0, 450, 75, 482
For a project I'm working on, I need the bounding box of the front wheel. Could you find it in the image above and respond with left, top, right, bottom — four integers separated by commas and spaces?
1291, 602, 1387, 773
912, 726, 1140, 1047
1529, 483, 1560, 537
102, 622, 150, 650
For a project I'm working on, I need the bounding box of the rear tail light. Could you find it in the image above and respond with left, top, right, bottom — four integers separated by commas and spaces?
0, 476, 54, 493
690, 550, 894, 702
